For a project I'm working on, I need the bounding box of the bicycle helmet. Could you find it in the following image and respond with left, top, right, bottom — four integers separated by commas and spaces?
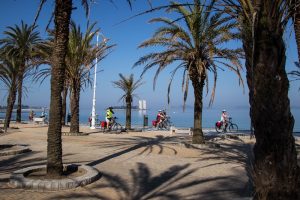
222, 109, 226, 112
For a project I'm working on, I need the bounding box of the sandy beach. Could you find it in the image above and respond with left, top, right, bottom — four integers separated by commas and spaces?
0, 123, 299, 200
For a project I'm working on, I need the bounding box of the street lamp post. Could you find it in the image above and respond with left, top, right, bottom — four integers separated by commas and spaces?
90, 32, 99, 129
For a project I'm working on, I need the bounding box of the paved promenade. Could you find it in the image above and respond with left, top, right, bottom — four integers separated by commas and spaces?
0, 124, 257, 199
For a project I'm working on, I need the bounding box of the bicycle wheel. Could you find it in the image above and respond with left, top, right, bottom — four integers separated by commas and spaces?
229, 124, 238, 132
215, 125, 223, 133
111, 123, 122, 131
161, 121, 168, 130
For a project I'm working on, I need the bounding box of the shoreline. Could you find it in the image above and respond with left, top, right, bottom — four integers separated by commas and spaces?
3, 121, 300, 138
0, 108, 44, 113
1, 107, 300, 132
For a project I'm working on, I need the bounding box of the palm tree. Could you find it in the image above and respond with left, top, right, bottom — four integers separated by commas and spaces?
222, 0, 299, 198
66, 21, 114, 133
0, 56, 20, 132
45, 0, 73, 177
0, 22, 44, 123
135, 0, 243, 144
112, 73, 144, 130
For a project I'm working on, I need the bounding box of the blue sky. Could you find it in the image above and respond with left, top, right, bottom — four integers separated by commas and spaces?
0, 0, 299, 112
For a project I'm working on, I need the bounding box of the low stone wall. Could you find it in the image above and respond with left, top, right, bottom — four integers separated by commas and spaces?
10, 164, 101, 191
61, 132, 89, 136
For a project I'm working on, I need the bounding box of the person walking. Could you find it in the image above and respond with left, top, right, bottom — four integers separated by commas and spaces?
29, 110, 35, 121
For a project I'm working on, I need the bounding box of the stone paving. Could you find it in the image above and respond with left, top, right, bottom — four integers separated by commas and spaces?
0, 123, 259, 200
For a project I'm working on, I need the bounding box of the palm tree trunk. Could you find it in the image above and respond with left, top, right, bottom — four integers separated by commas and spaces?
4, 81, 17, 132
61, 84, 68, 125
190, 69, 205, 144
70, 80, 80, 133
16, 67, 24, 123
125, 96, 131, 130
47, 0, 72, 177
245, 9, 299, 199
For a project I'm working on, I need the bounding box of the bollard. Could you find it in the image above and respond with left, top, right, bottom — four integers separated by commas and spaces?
170, 126, 176, 134
143, 115, 148, 127
189, 127, 193, 135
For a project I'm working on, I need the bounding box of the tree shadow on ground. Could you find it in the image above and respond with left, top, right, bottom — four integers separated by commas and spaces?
87, 135, 179, 166
194, 137, 254, 197
0, 152, 76, 174
0, 129, 21, 137
0, 151, 46, 173
0, 151, 46, 188
50, 162, 248, 200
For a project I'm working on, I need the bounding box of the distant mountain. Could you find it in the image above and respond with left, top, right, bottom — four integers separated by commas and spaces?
0, 105, 26, 109
0, 105, 43, 109
112, 105, 139, 110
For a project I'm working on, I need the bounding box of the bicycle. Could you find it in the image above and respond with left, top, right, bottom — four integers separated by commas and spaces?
157, 116, 172, 130
215, 117, 238, 133
109, 117, 123, 131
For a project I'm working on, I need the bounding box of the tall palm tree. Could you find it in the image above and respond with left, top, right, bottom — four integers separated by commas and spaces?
66, 21, 114, 133
0, 56, 20, 132
112, 73, 144, 130
135, 0, 243, 144
0, 22, 44, 123
46, 0, 72, 177
222, 0, 299, 199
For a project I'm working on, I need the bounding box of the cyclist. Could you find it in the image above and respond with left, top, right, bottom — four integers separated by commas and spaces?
220, 109, 229, 132
156, 110, 166, 128
105, 107, 114, 129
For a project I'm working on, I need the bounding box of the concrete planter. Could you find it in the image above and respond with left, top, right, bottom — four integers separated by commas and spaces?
10, 164, 101, 191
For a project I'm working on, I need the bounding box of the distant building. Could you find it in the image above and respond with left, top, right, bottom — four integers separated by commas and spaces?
138, 100, 146, 110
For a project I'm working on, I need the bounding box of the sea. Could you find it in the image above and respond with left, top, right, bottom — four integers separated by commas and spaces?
1, 106, 300, 133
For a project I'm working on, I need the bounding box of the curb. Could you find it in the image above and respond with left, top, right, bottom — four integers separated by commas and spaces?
103, 130, 123, 134
179, 141, 220, 149
62, 132, 89, 136
10, 164, 101, 191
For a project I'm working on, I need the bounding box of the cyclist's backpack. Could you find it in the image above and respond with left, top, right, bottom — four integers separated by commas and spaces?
216, 121, 222, 128
152, 120, 157, 127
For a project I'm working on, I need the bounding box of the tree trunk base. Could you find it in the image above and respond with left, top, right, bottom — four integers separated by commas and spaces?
192, 128, 205, 144
46, 166, 63, 178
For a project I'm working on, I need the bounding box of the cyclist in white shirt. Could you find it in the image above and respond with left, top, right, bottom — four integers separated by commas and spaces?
220, 110, 229, 131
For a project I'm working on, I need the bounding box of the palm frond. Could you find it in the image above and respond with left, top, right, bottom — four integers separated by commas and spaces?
112, 73, 143, 102
135, 0, 244, 106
